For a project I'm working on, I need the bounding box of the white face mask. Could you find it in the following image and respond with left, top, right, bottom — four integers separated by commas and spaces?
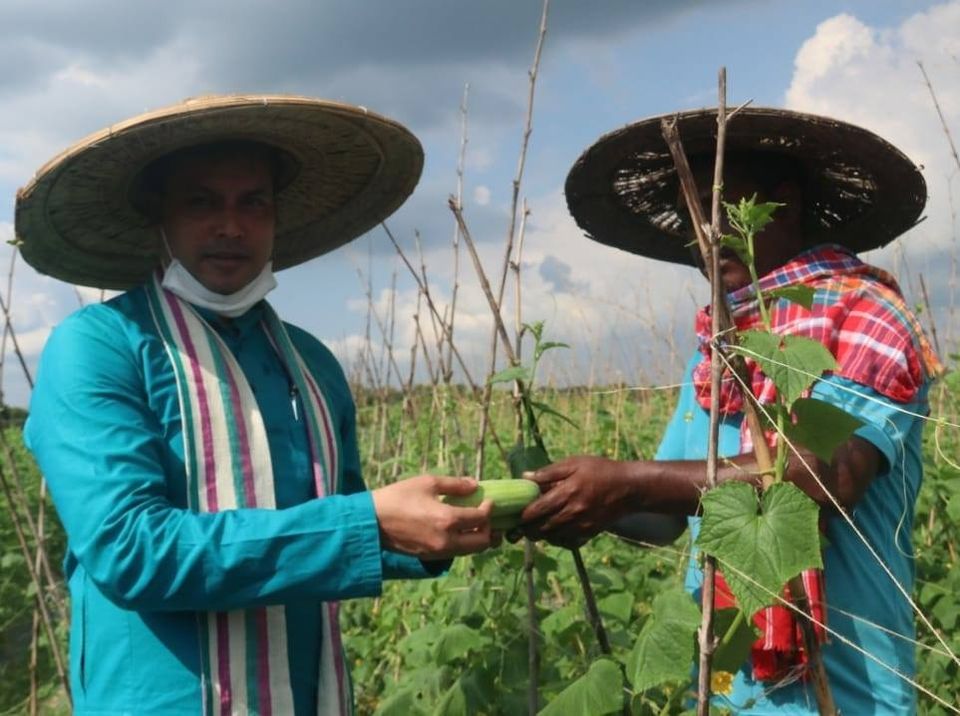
161, 259, 277, 318
158, 227, 277, 318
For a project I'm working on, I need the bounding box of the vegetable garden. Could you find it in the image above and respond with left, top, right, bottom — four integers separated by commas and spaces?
3, 1, 960, 713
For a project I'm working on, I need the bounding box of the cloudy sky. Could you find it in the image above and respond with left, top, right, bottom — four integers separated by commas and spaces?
3, 0, 959, 407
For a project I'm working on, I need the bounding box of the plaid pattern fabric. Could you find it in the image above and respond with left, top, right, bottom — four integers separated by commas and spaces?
691, 244, 941, 682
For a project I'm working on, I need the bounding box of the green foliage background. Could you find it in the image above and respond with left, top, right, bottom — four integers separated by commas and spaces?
1, 381, 959, 713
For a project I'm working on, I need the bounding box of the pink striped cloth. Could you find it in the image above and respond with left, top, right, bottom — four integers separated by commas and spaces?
146, 274, 352, 716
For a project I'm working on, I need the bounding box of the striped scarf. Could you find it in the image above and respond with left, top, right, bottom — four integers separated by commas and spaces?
146, 274, 352, 716
692, 244, 941, 682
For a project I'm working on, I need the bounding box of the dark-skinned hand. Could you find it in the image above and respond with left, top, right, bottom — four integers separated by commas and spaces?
516, 456, 638, 546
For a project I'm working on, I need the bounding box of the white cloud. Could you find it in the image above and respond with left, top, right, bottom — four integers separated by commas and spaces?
53, 63, 110, 88
785, 2, 960, 266
13, 325, 52, 362
473, 185, 492, 206
337, 188, 706, 389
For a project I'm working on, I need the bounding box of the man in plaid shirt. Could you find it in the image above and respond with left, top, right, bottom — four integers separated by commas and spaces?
520, 108, 941, 713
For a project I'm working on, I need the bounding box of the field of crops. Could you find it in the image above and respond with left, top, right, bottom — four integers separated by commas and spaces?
340, 380, 960, 714
3, 371, 958, 714
3, 4, 960, 712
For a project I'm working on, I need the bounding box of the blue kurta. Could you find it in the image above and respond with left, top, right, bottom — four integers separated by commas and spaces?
658, 354, 927, 714
25, 286, 439, 715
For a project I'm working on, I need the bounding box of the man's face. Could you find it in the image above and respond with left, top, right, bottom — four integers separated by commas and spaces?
160, 152, 276, 295
686, 166, 803, 292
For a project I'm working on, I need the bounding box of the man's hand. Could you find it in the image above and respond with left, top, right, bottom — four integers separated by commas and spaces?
372, 476, 498, 560
518, 456, 638, 545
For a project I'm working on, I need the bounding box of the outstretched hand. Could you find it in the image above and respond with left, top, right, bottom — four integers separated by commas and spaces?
518, 456, 638, 545
372, 475, 498, 560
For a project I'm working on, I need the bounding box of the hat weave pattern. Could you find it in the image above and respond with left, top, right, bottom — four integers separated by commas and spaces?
565, 107, 926, 265
17, 95, 423, 289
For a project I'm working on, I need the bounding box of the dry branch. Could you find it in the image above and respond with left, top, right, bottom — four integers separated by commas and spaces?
661, 76, 837, 714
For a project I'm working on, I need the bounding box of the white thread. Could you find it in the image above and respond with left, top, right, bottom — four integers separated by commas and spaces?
716, 349, 960, 669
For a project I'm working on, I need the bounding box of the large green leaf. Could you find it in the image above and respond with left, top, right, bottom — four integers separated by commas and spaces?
508, 443, 551, 479
433, 623, 490, 663
626, 588, 700, 691
696, 482, 822, 618
598, 591, 635, 624
540, 603, 583, 640
375, 666, 450, 715
538, 658, 624, 716
374, 688, 429, 716
736, 330, 837, 408
784, 398, 863, 462
399, 624, 444, 667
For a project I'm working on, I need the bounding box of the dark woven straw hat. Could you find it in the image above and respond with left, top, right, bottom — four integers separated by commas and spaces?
565, 107, 926, 266
16, 94, 424, 289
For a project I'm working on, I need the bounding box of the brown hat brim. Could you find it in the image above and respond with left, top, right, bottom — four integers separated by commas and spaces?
564, 107, 926, 265
16, 94, 424, 289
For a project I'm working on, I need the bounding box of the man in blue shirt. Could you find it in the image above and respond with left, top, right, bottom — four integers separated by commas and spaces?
520, 108, 940, 713
21, 95, 496, 715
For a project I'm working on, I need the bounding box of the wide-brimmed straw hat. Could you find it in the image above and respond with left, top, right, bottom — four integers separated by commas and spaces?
564, 107, 926, 266
16, 94, 424, 289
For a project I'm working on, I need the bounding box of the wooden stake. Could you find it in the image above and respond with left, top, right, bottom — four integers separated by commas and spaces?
662, 74, 837, 715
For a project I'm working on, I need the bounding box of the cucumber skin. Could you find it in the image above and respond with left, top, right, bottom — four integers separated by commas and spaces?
441, 479, 540, 517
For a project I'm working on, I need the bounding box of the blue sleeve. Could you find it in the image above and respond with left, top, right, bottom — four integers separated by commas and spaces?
810, 375, 927, 474
25, 309, 388, 613
288, 323, 450, 580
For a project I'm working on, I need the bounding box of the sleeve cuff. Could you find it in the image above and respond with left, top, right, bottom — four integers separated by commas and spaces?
328, 491, 384, 598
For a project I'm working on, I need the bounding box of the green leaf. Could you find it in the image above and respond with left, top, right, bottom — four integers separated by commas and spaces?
507, 444, 551, 479
540, 604, 583, 640
724, 196, 782, 236
489, 364, 532, 385
598, 591, 635, 624
538, 658, 624, 716
736, 330, 836, 408
765, 285, 815, 310
783, 398, 863, 462
530, 399, 579, 429
374, 688, 430, 716
398, 624, 443, 667
433, 623, 489, 662
719, 233, 750, 264
524, 320, 545, 343
946, 494, 960, 523
0, 552, 24, 569
696, 482, 822, 618
626, 588, 700, 691
931, 596, 958, 631
712, 608, 759, 674
535, 340, 570, 362
433, 678, 468, 716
